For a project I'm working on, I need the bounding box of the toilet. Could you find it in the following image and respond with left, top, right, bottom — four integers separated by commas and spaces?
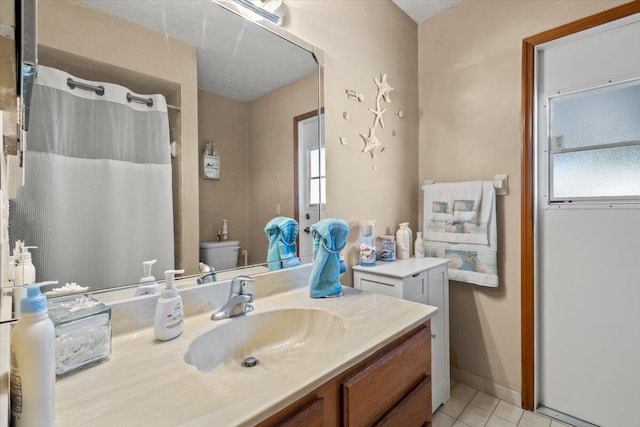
199, 241, 241, 270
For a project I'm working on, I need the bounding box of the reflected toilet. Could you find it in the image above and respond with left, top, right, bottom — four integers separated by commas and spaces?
199, 241, 241, 270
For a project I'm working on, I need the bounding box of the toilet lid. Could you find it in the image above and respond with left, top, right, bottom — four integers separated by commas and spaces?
199, 241, 240, 249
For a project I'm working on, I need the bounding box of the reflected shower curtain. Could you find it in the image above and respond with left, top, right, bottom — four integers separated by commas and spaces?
11, 65, 174, 291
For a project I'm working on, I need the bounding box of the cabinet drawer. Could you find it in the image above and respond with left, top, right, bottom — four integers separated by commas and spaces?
375, 376, 432, 427
359, 278, 402, 298
278, 397, 324, 427
342, 327, 431, 427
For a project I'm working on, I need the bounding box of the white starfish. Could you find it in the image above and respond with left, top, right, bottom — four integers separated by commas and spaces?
374, 73, 394, 103
369, 106, 386, 129
360, 128, 383, 159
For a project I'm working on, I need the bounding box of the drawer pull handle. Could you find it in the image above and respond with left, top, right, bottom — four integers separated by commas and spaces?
432, 333, 436, 339
412, 273, 420, 277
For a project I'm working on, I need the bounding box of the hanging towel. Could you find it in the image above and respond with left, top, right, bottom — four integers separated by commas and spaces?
424, 181, 489, 245
424, 181, 498, 287
452, 181, 482, 223
308, 218, 350, 298
423, 183, 454, 223
264, 216, 301, 271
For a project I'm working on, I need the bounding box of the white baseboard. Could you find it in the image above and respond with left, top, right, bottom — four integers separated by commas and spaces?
451, 367, 522, 407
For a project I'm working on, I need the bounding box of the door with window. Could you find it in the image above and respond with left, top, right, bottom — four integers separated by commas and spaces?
536, 16, 640, 426
295, 112, 324, 260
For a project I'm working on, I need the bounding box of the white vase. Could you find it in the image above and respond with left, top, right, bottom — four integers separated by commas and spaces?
414, 231, 426, 258
396, 222, 412, 259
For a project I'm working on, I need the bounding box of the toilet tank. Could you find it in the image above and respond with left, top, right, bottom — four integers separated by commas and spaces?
199, 241, 240, 270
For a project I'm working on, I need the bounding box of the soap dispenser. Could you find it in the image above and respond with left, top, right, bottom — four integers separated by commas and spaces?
153, 269, 185, 341
221, 219, 229, 241
13, 245, 37, 318
10, 281, 58, 427
135, 259, 161, 296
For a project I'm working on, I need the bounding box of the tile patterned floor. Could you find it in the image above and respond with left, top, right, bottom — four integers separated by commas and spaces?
433, 381, 571, 427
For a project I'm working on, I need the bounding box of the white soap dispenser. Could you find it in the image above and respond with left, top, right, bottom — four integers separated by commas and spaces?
15, 245, 37, 285
221, 219, 229, 241
13, 245, 37, 318
135, 259, 161, 296
10, 281, 58, 427
153, 269, 185, 341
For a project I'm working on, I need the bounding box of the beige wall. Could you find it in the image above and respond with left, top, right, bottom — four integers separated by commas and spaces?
418, 0, 626, 396
198, 90, 250, 259
0, 0, 15, 111
37, 0, 200, 276
0, 1, 13, 28
284, 1, 420, 283
247, 73, 318, 266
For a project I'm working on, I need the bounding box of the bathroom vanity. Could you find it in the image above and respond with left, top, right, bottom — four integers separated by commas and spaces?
353, 257, 450, 412
258, 321, 432, 426
54, 279, 437, 426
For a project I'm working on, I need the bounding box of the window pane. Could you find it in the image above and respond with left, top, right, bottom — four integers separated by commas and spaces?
552, 144, 640, 199
309, 177, 320, 205
309, 177, 326, 205
320, 177, 326, 204
310, 148, 320, 177
550, 82, 640, 151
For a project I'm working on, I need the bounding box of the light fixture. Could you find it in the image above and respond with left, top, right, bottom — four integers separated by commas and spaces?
230, 0, 286, 26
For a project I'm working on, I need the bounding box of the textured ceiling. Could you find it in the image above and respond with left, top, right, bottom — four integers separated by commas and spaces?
80, 1, 317, 102
392, 0, 464, 23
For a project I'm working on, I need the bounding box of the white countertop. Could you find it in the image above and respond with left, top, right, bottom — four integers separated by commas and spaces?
55, 286, 437, 426
352, 257, 450, 279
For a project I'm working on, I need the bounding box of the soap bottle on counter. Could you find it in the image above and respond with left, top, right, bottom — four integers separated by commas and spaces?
13, 245, 37, 318
414, 232, 426, 258
154, 269, 185, 341
396, 223, 412, 259
359, 220, 376, 267
135, 259, 161, 296
10, 281, 58, 427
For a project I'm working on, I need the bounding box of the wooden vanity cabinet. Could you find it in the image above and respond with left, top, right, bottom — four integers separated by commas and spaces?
257, 322, 432, 427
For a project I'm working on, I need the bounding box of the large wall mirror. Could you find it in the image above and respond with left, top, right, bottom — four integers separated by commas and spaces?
4, 0, 324, 317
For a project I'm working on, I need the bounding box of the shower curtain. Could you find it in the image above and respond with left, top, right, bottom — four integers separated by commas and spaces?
11, 65, 174, 291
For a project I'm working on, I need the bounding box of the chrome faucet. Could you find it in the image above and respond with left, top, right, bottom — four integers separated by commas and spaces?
211, 275, 255, 320
196, 262, 217, 285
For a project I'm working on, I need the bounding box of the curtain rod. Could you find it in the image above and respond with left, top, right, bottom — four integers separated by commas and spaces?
126, 92, 153, 107
66, 78, 154, 107
66, 78, 104, 95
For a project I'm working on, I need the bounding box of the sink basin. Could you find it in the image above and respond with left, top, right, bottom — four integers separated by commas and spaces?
184, 308, 346, 373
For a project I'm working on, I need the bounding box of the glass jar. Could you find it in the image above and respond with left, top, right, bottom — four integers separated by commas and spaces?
48, 295, 111, 376
377, 235, 396, 261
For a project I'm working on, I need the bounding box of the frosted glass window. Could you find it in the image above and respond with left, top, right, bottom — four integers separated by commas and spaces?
550, 82, 640, 150
552, 145, 640, 199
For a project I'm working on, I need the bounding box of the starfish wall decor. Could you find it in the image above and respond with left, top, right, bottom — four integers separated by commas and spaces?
360, 73, 394, 163
344, 73, 397, 170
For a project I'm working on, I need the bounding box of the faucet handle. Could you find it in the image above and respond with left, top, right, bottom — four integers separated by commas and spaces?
230, 275, 256, 296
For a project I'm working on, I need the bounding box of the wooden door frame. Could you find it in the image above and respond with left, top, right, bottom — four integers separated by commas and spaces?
520, 0, 640, 410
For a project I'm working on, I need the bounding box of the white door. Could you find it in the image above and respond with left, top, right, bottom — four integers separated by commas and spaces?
536, 16, 640, 426
297, 114, 324, 260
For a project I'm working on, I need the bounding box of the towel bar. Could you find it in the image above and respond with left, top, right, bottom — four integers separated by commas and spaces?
423, 175, 509, 196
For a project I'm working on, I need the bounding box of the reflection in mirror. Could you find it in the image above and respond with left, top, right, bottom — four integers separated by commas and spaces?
0, 0, 19, 323
6, 0, 324, 313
